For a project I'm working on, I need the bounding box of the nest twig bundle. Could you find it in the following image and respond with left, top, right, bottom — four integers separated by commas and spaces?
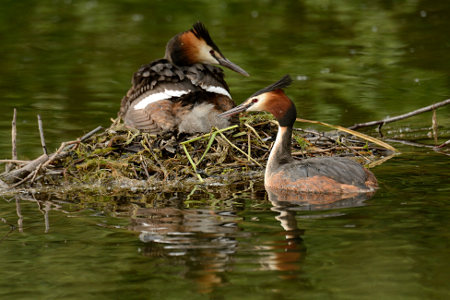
1, 113, 393, 193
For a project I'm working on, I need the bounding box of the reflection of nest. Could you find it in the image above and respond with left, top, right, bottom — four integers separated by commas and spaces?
1, 114, 392, 193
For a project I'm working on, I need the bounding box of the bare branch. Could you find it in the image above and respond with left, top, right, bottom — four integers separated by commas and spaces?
349, 99, 450, 130
6, 109, 17, 173
38, 115, 47, 155
12, 108, 17, 160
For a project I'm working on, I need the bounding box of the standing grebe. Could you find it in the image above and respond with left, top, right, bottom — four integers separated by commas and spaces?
119, 22, 249, 134
219, 75, 378, 193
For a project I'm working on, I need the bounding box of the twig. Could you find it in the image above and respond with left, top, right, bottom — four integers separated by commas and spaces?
142, 135, 168, 180
217, 131, 262, 167
62, 126, 103, 152
1, 154, 49, 184
0, 124, 103, 186
349, 98, 450, 130
385, 138, 436, 149
6, 109, 17, 173
296, 118, 397, 152
386, 138, 449, 156
42, 141, 79, 169
247, 130, 251, 162
79, 126, 103, 143
37, 115, 47, 155
0, 179, 8, 189
179, 125, 238, 146
367, 154, 396, 168
10, 163, 43, 188
244, 122, 265, 144
181, 144, 204, 182
0, 159, 29, 164
196, 131, 217, 166
435, 139, 450, 149
12, 108, 17, 160
179, 125, 239, 182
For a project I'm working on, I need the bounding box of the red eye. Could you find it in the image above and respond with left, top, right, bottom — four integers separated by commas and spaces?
252, 98, 258, 103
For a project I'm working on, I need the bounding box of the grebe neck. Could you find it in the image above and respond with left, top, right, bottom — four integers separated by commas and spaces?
266, 126, 294, 180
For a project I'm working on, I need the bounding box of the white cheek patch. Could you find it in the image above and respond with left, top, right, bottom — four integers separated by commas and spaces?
197, 43, 219, 65
134, 89, 191, 110
200, 85, 231, 98
247, 94, 268, 112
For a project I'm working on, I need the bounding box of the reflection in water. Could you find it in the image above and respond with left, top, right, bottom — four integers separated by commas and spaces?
0, 188, 375, 295
15, 197, 23, 233
131, 205, 241, 294
129, 189, 375, 292
2, 194, 71, 236
258, 203, 306, 278
261, 188, 375, 278
266, 187, 375, 211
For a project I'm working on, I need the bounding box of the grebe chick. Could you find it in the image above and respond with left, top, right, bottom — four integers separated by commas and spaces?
119, 22, 249, 134
219, 75, 378, 193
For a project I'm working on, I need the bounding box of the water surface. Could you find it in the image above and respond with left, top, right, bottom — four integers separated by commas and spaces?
0, 1, 449, 299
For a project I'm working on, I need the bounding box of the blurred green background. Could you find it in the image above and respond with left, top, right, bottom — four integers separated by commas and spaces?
0, 0, 449, 158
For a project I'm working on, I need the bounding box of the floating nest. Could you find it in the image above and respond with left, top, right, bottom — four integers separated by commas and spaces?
0, 113, 394, 197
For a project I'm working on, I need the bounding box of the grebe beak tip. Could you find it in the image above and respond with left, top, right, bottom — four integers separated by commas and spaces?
217, 57, 249, 77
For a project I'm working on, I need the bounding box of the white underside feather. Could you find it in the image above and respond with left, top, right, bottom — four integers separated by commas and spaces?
133, 84, 231, 111
134, 89, 191, 110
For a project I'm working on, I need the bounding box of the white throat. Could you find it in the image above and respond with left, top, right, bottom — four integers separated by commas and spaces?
265, 126, 284, 182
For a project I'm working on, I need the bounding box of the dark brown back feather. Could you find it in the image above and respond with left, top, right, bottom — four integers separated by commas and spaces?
120, 59, 232, 117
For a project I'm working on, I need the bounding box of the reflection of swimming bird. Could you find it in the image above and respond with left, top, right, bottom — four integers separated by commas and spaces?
219, 75, 378, 193
119, 22, 249, 134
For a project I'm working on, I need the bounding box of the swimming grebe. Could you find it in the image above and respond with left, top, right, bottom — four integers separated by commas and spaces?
119, 22, 249, 134
219, 75, 378, 193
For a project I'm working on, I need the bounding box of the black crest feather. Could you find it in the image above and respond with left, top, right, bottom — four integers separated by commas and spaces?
250, 75, 293, 98
191, 22, 222, 54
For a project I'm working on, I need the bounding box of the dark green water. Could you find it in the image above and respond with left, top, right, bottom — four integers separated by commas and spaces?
0, 1, 449, 299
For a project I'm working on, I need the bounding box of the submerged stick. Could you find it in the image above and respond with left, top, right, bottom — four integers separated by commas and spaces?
37, 115, 47, 155
349, 98, 450, 130
385, 138, 436, 149
432, 109, 438, 144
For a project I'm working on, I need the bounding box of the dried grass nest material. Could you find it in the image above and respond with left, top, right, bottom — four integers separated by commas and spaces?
1, 114, 394, 191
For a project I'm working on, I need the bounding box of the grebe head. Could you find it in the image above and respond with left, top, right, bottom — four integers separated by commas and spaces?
164, 22, 249, 76
219, 75, 296, 127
